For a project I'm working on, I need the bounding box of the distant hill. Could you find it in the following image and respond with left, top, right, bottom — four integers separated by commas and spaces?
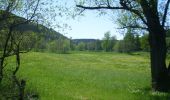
16, 22, 67, 41
72, 39, 99, 45
0, 10, 67, 41
0, 10, 69, 52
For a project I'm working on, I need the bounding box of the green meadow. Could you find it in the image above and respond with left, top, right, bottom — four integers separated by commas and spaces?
4, 52, 170, 100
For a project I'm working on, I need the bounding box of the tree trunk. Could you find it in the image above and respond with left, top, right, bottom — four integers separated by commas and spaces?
149, 27, 170, 92
140, 3, 170, 91
0, 58, 3, 83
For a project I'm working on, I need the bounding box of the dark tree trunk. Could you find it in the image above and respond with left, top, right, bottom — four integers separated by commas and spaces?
0, 58, 3, 83
149, 26, 170, 92
139, 2, 170, 91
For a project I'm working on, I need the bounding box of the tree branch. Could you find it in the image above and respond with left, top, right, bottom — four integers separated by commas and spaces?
12, 0, 40, 27
119, 1, 148, 25
106, 0, 110, 7
117, 25, 148, 30
76, 5, 125, 10
77, 3, 147, 26
162, 0, 170, 27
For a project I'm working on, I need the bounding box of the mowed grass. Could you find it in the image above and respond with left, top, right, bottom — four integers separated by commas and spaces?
8, 52, 170, 100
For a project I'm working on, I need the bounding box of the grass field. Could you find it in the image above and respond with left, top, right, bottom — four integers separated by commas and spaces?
5, 52, 170, 100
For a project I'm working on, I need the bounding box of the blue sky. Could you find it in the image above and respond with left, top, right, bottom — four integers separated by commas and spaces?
64, 11, 123, 39
54, 0, 123, 40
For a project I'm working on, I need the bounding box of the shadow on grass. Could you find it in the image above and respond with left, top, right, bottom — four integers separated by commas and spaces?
0, 77, 39, 100
131, 87, 170, 100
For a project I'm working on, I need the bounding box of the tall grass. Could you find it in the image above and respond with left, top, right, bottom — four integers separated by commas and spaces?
3, 52, 170, 100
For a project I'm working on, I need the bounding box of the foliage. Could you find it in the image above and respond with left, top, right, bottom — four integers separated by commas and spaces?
0, 0, 41, 99
102, 31, 111, 51
86, 42, 95, 51
102, 31, 117, 52
47, 37, 70, 54
76, 42, 86, 51
113, 40, 124, 52
140, 34, 150, 52
94, 39, 102, 51
114, 29, 141, 53
134, 34, 141, 51
166, 30, 170, 53
123, 29, 136, 53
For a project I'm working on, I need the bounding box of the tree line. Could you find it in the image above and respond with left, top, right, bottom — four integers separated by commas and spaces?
72, 30, 149, 53
32, 29, 170, 54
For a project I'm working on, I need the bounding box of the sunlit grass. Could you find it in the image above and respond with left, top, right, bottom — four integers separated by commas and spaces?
4, 51, 170, 100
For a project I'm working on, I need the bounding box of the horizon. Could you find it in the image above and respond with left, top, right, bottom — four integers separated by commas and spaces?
61, 11, 124, 40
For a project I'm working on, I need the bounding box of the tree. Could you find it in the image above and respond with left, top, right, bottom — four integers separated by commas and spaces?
77, 0, 170, 91
123, 28, 135, 52
70, 37, 76, 51
134, 34, 141, 51
54, 36, 70, 54
34, 36, 47, 52
113, 29, 137, 53
87, 42, 95, 51
140, 34, 150, 51
62, 39, 71, 53
0, 0, 40, 83
102, 31, 112, 52
48, 40, 58, 52
76, 42, 86, 51
0, 0, 41, 99
95, 39, 102, 51
113, 40, 124, 52
110, 36, 117, 51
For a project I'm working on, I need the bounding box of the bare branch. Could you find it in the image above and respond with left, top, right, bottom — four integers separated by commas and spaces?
106, 0, 110, 7
76, 5, 125, 10
13, 0, 40, 27
77, 2, 148, 26
117, 25, 148, 30
162, 0, 170, 27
